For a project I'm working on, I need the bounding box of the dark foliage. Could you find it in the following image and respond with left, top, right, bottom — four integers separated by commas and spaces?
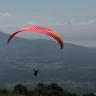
0, 83, 95, 96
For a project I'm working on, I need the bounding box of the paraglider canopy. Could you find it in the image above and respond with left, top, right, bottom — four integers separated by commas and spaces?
7, 25, 64, 49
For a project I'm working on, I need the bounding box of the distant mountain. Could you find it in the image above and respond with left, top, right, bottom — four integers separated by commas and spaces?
0, 31, 96, 64
0, 31, 96, 94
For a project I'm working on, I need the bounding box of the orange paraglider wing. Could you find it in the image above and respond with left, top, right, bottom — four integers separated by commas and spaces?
8, 26, 64, 49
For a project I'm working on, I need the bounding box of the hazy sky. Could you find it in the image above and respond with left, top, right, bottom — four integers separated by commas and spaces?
0, 0, 96, 47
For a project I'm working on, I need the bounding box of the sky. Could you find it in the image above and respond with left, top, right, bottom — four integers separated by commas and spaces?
0, 0, 96, 47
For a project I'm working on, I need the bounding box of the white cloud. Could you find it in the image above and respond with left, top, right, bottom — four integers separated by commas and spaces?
2, 13, 11, 17
42, 19, 96, 26
0, 19, 96, 47
24, 21, 38, 26
65, 20, 75, 25
0, 12, 11, 17
42, 22, 62, 26
24, 19, 96, 27
74, 19, 96, 25
40, 19, 96, 43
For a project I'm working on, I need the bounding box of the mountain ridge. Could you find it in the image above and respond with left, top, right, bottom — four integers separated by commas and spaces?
0, 31, 96, 93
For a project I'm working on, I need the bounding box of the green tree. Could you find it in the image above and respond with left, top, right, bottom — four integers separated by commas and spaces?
0, 89, 9, 94
33, 83, 47, 96
27, 90, 34, 96
46, 83, 65, 96
82, 93, 95, 96
32, 83, 69, 96
13, 83, 28, 94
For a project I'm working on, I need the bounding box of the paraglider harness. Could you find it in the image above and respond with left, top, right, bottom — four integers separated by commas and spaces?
33, 68, 39, 77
